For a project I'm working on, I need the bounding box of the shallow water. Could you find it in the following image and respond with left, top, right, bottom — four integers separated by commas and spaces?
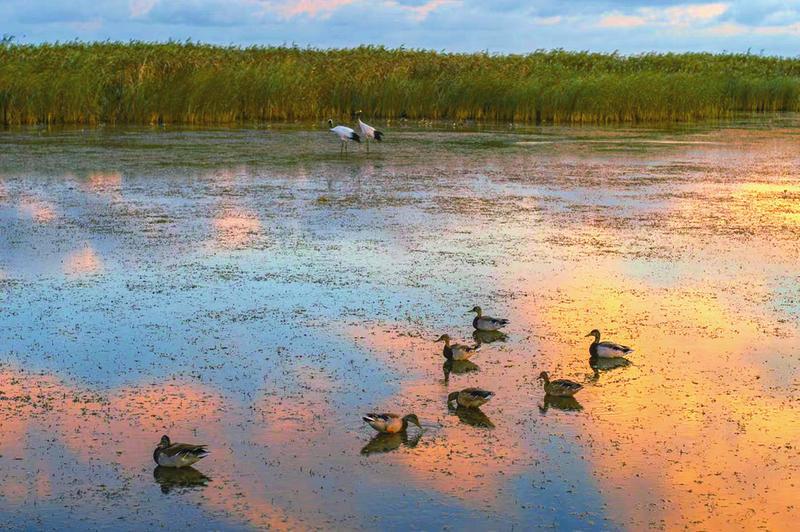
1, 118, 799, 530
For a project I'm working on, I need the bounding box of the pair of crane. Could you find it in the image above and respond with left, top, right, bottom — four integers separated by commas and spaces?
328, 111, 383, 154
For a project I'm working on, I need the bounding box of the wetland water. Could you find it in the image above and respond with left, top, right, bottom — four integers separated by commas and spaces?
1, 119, 799, 530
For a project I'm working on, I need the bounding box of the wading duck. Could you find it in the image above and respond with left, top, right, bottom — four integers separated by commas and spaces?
153, 435, 209, 468
586, 329, 633, 358
362, 413, 421, 434
447, 388, 494, 409
538, 371, 583, 397
469, 306, 509, 331
435, 334, 480, 361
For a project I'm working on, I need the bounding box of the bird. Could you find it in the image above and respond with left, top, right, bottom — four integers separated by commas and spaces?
355, 111, 383, 153
586, 329, 634, 358
469, 306, 509, 331
538, 371, 583, 397
447, 388, 494, 409
362, 413, 422, 434
328, 118, 360, 153
434, 334, 480, 361
153, 435, 209, 468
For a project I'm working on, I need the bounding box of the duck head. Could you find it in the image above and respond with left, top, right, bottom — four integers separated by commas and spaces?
402, 414, 421, 430
585, 329, 601, 341
537, 371, 550, 384
446, 391, 459, 405
157, 435, 171, 448
434, 334, 450, 344
468, 306, 482, 316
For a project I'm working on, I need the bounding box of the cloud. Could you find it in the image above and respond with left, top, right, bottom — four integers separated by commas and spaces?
599, 3, 730, 29
1, 0, 798, 55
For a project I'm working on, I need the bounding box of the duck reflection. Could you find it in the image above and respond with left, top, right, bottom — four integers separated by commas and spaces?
538, 395, 583, 414
472, 329, 508, 344
360, 431, 422, 455
443, 359, 480, 383
589, 355, 632, 381
153, 466, 211, 494
450, 405, 495, 428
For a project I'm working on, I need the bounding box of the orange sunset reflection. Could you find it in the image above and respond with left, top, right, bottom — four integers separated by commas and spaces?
506, 252, 800, 529
211, 208, 262, 249
0, 368, 312, 530
63, 245, 103, 277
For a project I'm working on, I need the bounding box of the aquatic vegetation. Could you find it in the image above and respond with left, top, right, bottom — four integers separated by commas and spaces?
1, 42, 799, 125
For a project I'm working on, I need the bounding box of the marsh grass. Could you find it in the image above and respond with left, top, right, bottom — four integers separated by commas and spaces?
1, 41, 799, 126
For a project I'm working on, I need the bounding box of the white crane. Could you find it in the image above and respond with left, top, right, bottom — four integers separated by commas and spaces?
328, 118, 360, 154
356, 111, 383, 152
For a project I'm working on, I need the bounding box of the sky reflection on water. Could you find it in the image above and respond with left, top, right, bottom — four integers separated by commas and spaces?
0, 121, 798, 529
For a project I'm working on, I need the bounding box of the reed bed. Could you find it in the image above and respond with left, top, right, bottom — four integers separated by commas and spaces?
1, 41, 799, 125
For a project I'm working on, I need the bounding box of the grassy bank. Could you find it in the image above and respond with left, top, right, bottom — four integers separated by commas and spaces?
1, 41, 800, 125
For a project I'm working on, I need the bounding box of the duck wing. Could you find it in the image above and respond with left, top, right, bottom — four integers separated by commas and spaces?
163, 443, 209, 458
597, 341, 633, 355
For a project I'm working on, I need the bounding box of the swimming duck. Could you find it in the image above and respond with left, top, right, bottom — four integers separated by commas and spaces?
469, 306, 509, 331
447, 388, 494, 409
362, 413, 421, 434
586, 329, 633, 358
538, 371, 583, 397
435, 334, 480, 361
153, 435, 209, 468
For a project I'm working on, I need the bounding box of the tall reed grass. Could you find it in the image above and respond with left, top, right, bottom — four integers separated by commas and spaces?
1, 41, 799, 125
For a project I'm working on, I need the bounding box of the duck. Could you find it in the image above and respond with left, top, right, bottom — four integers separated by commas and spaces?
328, 118, 360, 153
153, 435, 209, 468
586, 329, 634, 358
538, 371, 583, 397
469, 306, 509, 331
447, 387, 494, 409
435, 334, 480, 361
362, 413, 421, 434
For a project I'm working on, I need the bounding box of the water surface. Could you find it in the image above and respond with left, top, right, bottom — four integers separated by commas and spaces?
1, 119, 799, 530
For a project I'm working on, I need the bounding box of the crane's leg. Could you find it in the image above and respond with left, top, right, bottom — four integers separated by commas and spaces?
366, 139, 369, 153
340, 141, 344, 155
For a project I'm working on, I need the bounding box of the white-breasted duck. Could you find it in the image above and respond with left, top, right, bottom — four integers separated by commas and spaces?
469, 306, 509, 332
153, 435, 209, 468
435, 334, 480, 361
586, 329, 634, 358
538, 371, 583, 397
362, 413, 421, 434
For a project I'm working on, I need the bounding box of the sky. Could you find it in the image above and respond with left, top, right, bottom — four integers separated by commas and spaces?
2, 0, 799, 55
